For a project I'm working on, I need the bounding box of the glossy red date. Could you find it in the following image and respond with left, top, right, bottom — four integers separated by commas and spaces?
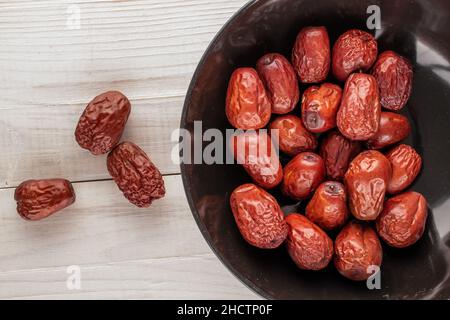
231, 130, 283, 189
286, 214, 333, 270
332, 29, 378, 82
306, 181, 349, 231
337, 73, 381, 141
269, 115, 317, 156
281, 152, 325, 200
319, 130, 362, 181
230, 183, 288, 249
366, 112, 411, 150
344, 150, 392, 221
371, 50, 413, 111
301, 83, 342, 133
257, 53, 299, 114
226, 68, 271, 130
386, 144, 422, 194
334, 221, 383, 281
376, 191, 428, 248
292, 26, 330, 83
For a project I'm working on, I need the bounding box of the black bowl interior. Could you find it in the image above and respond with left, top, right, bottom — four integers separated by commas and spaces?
181, 0, 450, 299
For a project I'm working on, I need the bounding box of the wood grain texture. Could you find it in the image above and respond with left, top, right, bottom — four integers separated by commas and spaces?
0, 255, 259, 300
0, 0, 248, 187
0, 175, 258, 299
0, 0, 257, 299
0, 96, 181, 188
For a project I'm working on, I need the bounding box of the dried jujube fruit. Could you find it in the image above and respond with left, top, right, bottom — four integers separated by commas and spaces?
221, 26, 421, 282
320, 130, 362, 181
334, 221, 383, 281
14, 179, 76, 221
269, 115, 317, 156
292, 26, 330, 83
230, 183, 288, 249
371, 50, 413, 111
75, 91, 131, 155
226, 68, 271, 130
282, 152, 325, 200
306, 181, 349, 231
337, 73, 381, 141
366, 112, 411, 150
231, 130, 283, 189
257, 53, 299, 114
376, 191, 428, 248
332, 29, 378, 82
286, 214, 333, 270
107, 141, 165, 208
344, 150, 392, 221
386, 144, 422, 194
301, 83, 342, 133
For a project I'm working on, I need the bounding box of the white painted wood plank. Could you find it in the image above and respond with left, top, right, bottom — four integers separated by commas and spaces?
0, 174, 258, 299
0, 0, 246, 107
0, 0, 256, 300
0, 0, 248, 187
0, 175, 207, 271
0, 96, 181, 188
0, 254, 259, 300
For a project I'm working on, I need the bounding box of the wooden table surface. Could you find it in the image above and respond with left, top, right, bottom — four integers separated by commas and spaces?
0, 0, 259, 299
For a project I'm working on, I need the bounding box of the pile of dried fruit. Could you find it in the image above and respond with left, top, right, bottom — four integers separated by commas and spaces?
14, 91, 165, 221
227, 27, 426, 281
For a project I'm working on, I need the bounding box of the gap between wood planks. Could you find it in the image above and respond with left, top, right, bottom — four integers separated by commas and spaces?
0, 172, 182, 190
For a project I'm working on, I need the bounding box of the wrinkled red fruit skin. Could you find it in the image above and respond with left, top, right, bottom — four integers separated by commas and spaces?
75, 91, 131, 155
286, 214, 333, 270
376, 191, 428, 248
344, 150, 392, 221
226, 68, 271, 130
386, 144, 422, 194
334, 221, 383, 281
231, 130, 283, 189
256, 53, 299, 114
320, 130, 362, 181
337, 73, 381, 141
107, 142, 166, 208
14, 179, 76, 221
292, 26, 330, 83
366, 112, 411, 149
230, 183, 288, 249
269, 115, 317, 156
306, 181, 349, 231
371, 51, 413, 111
332, 29, 378, 82
301, 83, 342, 133
282, 152, 325, 200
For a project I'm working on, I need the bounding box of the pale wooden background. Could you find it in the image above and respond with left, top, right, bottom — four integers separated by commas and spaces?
0, 0, 259, 299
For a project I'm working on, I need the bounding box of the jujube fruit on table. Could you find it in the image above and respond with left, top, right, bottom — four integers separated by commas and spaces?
15, 179, 76, 221
107, 141, 166, 208
75, 91, 131, 155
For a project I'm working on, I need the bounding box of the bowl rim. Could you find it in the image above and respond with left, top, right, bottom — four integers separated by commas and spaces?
179, 0, 272, 300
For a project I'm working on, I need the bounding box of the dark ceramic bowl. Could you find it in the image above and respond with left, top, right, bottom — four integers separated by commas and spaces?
180, 0, 450, 299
